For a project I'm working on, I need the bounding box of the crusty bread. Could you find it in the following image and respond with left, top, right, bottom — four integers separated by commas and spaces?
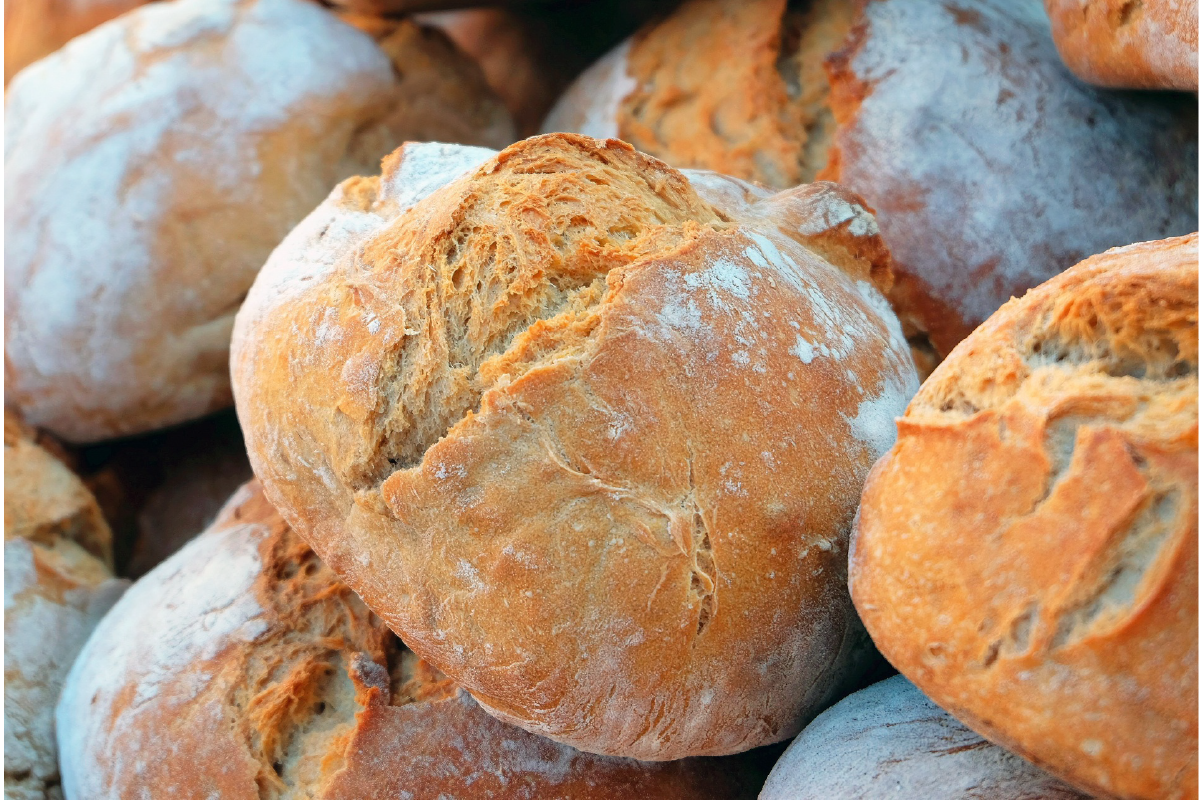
231, 133, 917, 759
760, 675, 1088, 799
543, 0, 1198, 368
1044, 0, 1198, 90
4, 0, 515, 444
56, 481, 769, 799
2, 0, 142, 84
850, 234, 1198, 799
4, 409, 127, 800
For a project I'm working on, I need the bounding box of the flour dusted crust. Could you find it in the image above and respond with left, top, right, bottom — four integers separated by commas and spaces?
231, 133, 917, 759
850, 234, 1199, 799
760, 676, 1087, 799
1045, 0, 1198, 90
5, 410, 127, 800
3, 0, 143, 83
543, 0, 1198, 366
56, 481, 768, 799
4, 0, 514, 444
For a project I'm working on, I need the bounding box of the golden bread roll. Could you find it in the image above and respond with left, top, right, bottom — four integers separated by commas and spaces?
850, 234, 1199, 799
56, 481, 769, 799
1044, 0, 1198, 91
543, 0, 1198, 367
231, 133, 918, 759
4, 409, 127, 800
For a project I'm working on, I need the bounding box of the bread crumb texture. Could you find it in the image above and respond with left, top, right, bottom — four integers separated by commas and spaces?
5, 410, 126, 800
231, 133, 917, 759
851, 234, 1199, 800
760, 675, 1088, 799
4, 0, 513, 444
1044, 0, 1198, 90
56, 481, 767, 799
543, 0, 1197, 365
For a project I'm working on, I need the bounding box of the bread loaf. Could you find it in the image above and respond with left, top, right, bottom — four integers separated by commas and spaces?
543, 0, 1198, 366
231, 133, 917, 759
56, 481, 769, 799
4, 0, 514, 444
760, 675, 1088, 799
850, 234, 1198, 799
4, 410, 127, 800
1044, 0, 1198, 90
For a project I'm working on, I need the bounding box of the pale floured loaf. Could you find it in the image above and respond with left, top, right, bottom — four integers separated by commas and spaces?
231, 133, 918, 760
543, 0, 1198, 370
850, 234, 1198, 799
1044, 0, 1198, 91
4, 0, 514, 444
760, 675, 1088, 799
55, 481, 769, 799
4, 409, 128, 800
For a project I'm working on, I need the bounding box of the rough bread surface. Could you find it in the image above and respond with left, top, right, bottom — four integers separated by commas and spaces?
4, 0, 514, 444
232, 133, 917, 759
850, 234, 1199, 800
5, 410, 127, 800
55, 481, 768, 799
1044, 0, 1198, 90
760, 675, 1088, 799
543, 0, 1198, 365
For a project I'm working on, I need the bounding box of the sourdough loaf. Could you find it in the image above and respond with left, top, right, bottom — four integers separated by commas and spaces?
4, 410, 127, 800
543, 0, 1198, 367
56, 481, 768, 799
4, 0, 514, 444
231, 134, 917, 759
850, 234, 1199, 799
760, 675, 1087, 799
1044, 0, 1198, 90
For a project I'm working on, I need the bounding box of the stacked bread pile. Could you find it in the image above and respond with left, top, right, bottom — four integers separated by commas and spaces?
4, 0, 1196, 798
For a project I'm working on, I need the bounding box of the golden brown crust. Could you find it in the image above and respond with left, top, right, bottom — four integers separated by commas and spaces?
1044, 0, 1198, 91
57, 481, 773, 799
2, 0, 142, 83
4, 408, 113, 566
850, 234, 1199, 799
232, 133, 916, 759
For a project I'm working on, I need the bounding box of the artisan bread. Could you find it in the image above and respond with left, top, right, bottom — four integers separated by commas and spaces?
544, 0, 1198, 366
4, 0, 514, 444
3, 0, 142, 83
760, 675, 1087, 799
4, 410, 127, 800
850, 234, 1198, 799
56, 481, 768, 799
231, 133, 917, 759
1044, 0, 1198, 91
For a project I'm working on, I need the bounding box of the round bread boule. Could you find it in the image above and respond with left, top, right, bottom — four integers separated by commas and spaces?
542, 0, 1198, 369
760, 675, 1088, 799
4, 0, 514, 444
5, 410, 128, 800
850, 234, 1198, 799
56, 481, 768, 800
231, 133, 918, 759
1044, 0, 1198, 91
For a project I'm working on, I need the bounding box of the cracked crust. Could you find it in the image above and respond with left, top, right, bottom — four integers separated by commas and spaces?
5, 409, 126, 800
4, 0, 514, 444
850, 234, 1199, 800
760, 675, 1088, 799
543, 0, 1198, 370
231, 133, 917, 759
56, 481, 771, 799
1044, 0, 1198, 90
